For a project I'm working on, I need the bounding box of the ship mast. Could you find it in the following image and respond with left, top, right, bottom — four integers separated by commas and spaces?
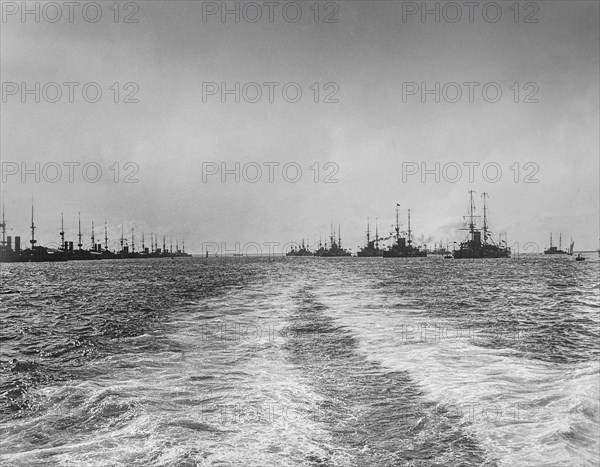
182, 239, 185, 253
30, 202, 37, 248
120, 225, 124, 251
170, 236, 173, 254
77, 212, 82, 250
366, 218, 370, 244
104, 221, 108, 251
559, 233, 562, 251
91, 221, 95, 248
338, 224, 341, 248
375, 218, 379, 249
481, 192, 489, 243
407, 209, 412, 244
60, 213, 65, 250
468, 190, 476, 240
162, 235, 166, 253
330, 224, 334, 248
142, 232, 145, 251
395, 203, 400, 242
1, 197, 6, 247
131, 227, 135, 253
550, 232, 553, 248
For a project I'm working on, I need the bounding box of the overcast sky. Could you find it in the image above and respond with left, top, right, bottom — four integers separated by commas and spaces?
1, 0, 598, 253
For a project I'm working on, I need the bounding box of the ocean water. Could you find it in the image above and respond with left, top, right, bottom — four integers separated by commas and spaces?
1, 256, 598, 466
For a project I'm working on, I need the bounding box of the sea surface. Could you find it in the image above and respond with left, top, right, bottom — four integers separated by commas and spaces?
1, 255, 598, 466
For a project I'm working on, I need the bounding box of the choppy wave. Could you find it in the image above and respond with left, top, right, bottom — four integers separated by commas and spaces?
1, 256, 598, 466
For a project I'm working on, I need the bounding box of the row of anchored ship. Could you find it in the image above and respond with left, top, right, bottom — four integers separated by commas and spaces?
0, 206, 191, 263
287, 191, 511, 259
0, 191, 582, 262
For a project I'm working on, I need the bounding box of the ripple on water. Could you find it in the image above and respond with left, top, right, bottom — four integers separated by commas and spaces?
0, 257, 597, 466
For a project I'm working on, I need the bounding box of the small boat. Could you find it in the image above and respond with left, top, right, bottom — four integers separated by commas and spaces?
575, 254, 585, 261
444, 254, 453, 259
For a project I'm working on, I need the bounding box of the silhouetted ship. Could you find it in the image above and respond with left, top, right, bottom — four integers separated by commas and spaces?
0, 202, 191, 263
314, 225, 351, 257
1, 203, 66, 263
357, 218, 384, 257
453, 191, 510, 259
286, 239, 313, 257
544, 233, 573, 255
383, 205, 427, 258
0, 200, 24, 262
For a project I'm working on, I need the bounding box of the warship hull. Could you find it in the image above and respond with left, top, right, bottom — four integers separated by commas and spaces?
357, 249, 383, 257
453, 245, 510, 259
383, 249, 427, 258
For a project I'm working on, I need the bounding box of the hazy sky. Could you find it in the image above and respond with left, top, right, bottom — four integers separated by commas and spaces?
1, 0, 598, 253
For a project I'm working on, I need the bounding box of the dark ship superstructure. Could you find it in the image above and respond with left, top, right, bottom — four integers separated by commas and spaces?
0, 202, 191, 263
314, 225, 351, 257
453, 191, 510, 259
357, 218, 384, 257
0, 199, 21, 263
383, 205, 427, 258
3, 204, 67, 262
286, 239, 313, 256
